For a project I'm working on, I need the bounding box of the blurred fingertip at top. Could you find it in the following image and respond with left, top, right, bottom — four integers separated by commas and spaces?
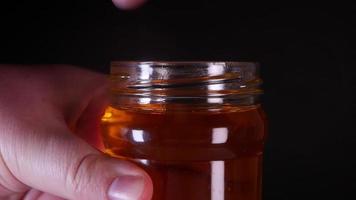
112, 0, 148, 10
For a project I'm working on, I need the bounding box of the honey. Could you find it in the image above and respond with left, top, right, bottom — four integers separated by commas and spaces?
101, 104, 266, 200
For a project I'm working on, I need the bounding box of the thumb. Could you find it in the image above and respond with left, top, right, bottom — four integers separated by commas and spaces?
1, 124, 153, 200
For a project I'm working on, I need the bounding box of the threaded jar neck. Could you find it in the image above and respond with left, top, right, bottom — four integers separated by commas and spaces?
110, 61, 262, 112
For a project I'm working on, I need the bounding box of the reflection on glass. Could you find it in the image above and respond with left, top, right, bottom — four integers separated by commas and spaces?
211, 161, 225, 200
207, 98, 224, 104
208, 63, 226, 76
212, 128, 228, 144
208, 83, 225, 91
139, 64, 153, 80
139, 97, 151, 104
132, 130, 145, 143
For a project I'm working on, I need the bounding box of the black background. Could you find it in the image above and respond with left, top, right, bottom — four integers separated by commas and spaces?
1, 1, 355, 199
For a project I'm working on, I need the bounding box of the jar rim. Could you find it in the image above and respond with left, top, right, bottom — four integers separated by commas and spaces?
111, 61, 259, 66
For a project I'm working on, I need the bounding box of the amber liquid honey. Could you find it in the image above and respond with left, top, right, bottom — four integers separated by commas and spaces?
101, 105, 266, 200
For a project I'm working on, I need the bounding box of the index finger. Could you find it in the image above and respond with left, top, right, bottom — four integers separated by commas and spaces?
112, 0, 148, 10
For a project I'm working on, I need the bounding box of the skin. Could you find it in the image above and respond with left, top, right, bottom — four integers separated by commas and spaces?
0, 66, 153, 200
0, 1, 152, 199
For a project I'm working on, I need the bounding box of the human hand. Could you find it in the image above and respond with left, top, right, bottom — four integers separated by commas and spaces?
0, 66, 153, 200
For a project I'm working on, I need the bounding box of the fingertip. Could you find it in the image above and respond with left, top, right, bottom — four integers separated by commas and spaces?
109, 160, 153, 200
108, 175, 152, 200
112, 0, 147, 10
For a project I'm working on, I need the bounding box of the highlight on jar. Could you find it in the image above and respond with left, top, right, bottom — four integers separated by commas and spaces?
100, 61, 267, 200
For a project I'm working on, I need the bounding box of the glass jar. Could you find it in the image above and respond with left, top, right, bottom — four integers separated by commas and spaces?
101, 61, 267, 200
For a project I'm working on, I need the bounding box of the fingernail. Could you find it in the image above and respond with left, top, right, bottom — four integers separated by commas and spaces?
108, 175, 145, 200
